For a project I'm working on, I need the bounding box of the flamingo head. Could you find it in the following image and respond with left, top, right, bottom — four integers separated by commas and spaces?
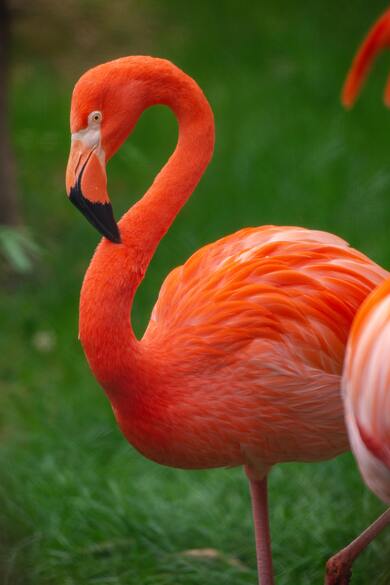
66, 58, 148, 243
342, 9, 390, 108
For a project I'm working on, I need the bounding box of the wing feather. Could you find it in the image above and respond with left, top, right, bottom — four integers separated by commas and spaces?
145, 226, 387, 377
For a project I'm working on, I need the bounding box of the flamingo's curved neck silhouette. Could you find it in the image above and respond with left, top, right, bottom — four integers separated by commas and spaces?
79, 60, 215, 409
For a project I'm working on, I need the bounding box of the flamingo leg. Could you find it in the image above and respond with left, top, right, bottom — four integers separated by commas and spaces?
246, 472, 275, 585
325, 508, 390, 585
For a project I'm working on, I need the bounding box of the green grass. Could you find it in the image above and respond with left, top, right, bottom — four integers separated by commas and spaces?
1, 1, 390, 583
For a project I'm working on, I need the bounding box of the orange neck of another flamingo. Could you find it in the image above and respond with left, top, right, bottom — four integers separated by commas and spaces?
78, 59, 215, 409
342, 9, 390, 107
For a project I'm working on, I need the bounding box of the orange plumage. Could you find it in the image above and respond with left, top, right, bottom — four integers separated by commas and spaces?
137, 226, 384, 470
66, 56, 388, 584
344, 280, 390, 503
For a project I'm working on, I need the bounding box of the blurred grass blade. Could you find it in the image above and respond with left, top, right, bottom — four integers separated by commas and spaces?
0, 226, 40, 273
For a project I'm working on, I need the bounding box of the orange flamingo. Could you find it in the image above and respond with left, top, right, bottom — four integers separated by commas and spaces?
324, 10, 390, 585
66, 56, 388, 585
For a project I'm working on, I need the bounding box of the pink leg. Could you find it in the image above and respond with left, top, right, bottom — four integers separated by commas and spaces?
325, 508, 390, 585
246, 471, 274, 585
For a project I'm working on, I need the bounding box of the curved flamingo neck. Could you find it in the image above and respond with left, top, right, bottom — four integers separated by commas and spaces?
120, 68, 215, 259
78, 59, 215, 407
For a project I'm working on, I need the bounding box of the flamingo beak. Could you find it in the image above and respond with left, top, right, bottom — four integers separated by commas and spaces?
66, 139, 121, 244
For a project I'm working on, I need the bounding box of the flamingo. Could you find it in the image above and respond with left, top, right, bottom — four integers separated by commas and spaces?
65, 56, 388, 585
324, 9, 390, 585
344, 284, 390, 504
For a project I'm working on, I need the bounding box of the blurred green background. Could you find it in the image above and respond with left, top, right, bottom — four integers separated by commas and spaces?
1, 1, 390, 583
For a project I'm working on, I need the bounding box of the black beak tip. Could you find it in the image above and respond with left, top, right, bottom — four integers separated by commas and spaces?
109, 228, 122, 244
69, 185, 121, 245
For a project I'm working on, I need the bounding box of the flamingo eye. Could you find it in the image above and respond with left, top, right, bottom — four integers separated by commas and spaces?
89, 111, 102, 125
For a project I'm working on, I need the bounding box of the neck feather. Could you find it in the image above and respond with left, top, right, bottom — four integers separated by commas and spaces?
78, 59, 215, 403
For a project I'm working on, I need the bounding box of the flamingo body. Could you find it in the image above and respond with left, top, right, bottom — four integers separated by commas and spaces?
343, 280, 390, 503
82, 221, 386, 475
